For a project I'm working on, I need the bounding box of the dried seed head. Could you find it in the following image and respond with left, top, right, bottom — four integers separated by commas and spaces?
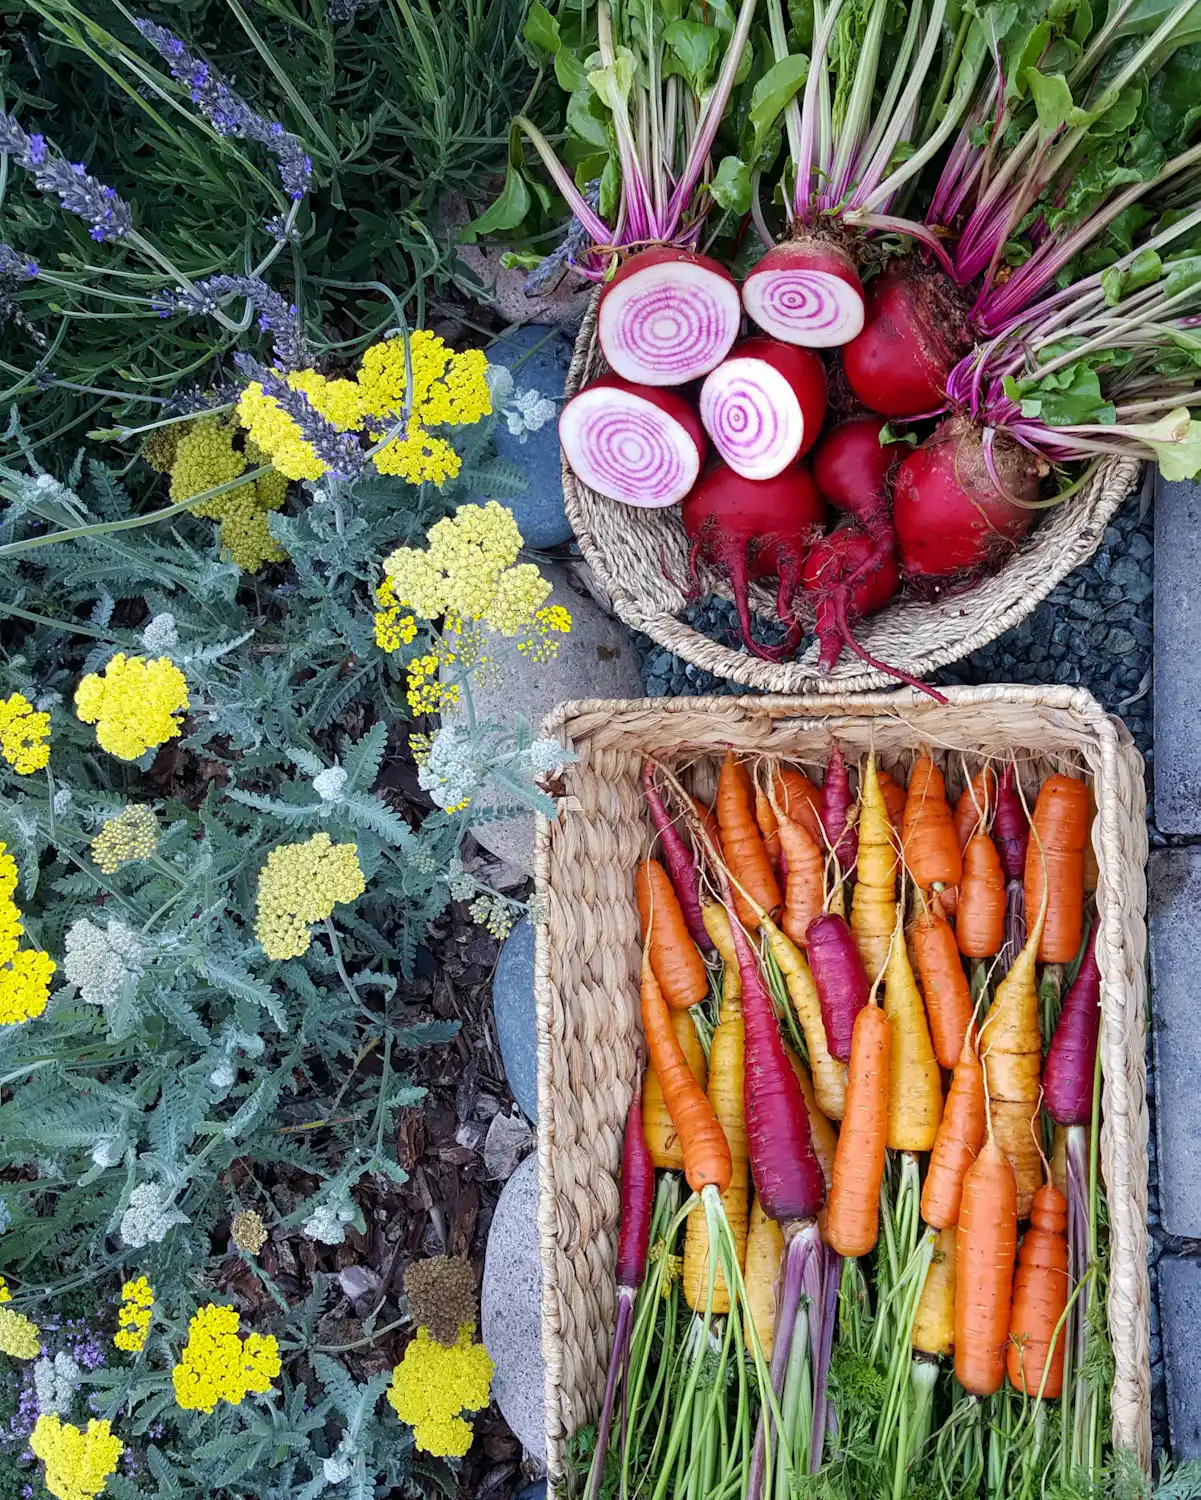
403, 1256, 478, 1347
232, 1210, 267, 1256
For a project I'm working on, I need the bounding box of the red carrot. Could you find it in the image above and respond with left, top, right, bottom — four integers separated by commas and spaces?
642, 761, 714, 954
806, 912, 870, 1064
1043, 928, 1101, 1127
821, 749, 857, 872
993, 764, 1030, 883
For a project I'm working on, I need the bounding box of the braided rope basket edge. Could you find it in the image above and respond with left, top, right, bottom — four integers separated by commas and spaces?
562, 292, 1143, 693
533, 686, 1150, 1488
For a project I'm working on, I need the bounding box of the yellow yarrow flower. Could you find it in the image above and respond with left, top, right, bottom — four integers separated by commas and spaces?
0, 1305, 41, 1358
405, 652, 459, 716
114, 1276, 154, 1353
0, 693, 50, 774
0, 896, 24, 969
485, 564, 552, 636
170, 421, 288, 573
169, 418, 250, 504
254, 832, 366, 960
30, 1415, 123, 1500
372, 576, 418, 654
91, 805, 158, 875
74, 655, 189, 761
370, 425, 462, 486
386, 1323, 493, 1458
171, 1303, 280, 1413
0, 948, 55, 1025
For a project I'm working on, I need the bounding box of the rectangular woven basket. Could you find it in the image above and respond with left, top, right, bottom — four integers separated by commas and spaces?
533, 685, 1150, 1489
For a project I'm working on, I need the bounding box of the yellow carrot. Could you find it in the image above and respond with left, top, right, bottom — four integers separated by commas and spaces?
883, 911, 944, 1152
743, 1197, 785, 1359
683, 965, 749, 1312
759, 913, 848, 1121
850, 752, 899, 985
912, 1226, 958, 1356
642, 1008, 708, 1170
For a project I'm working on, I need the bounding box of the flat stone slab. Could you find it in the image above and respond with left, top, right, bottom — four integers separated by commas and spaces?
1154, 475, 1200, 831
493, 917, 538, 1120
1149, 847, 1201, 1238
481, 1150, 546, 1461
483, 325, 575, 549
1159, 1255, 1201, 1459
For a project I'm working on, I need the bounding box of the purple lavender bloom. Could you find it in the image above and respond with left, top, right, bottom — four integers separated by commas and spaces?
0, 114, 132, 242
0, 244, 38, 280
135, 18, 314, 201
523, 179, 600, 295
153, 273, 310, 369
235, 353, 365, 479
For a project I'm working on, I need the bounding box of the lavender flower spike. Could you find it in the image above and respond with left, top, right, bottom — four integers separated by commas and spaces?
234, 353, 364, 480
0, 244, 38, 280
154, 273, 311, 369
135, 18, 314, 201
0, 113, 132, 242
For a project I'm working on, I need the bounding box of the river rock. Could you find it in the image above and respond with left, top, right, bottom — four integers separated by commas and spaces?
485, 325, 575, 549
492, 917, 538, 1120
481, 1150, 546, 1461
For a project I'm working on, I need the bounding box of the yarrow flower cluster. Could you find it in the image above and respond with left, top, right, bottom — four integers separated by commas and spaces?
234, 330, 492, 487
140, 612, 180, 655
113, 1277, 154, 1353
301, 1196, 357, 1245
417, 725, 484, 812
372, 575, 418, 653
0, 842, 55, 1025
119, 1182, 189, 1249
468, 892, 515, 940
403, 650, 459, 717
0, 692, 50, 773
168, 417, 289, 573
74, 654, 189, 761
0, 1303, 41, 1358
29, 1414, 123, 1500
487, 367, 557, 443
90, 805, 158, 874
386, 1324, 493, 1457
254, 832, 366, 960
0, 112, 132, 242
134, 19, 312, 200
63, 918, 146, 1010
171, 1304, 280, 1412
231, 1210, 267, 1255
34, 1351, 81, 1416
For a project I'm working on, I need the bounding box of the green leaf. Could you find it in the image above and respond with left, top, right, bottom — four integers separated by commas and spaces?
523, 1, 561, 53
567, 89, 611, 150
1088, 82, 1143, 138
1164, 254, 1201, 300
663, 19, 722, 87
1100, 246, 1163, 304
1123, 409, 1201, 479
463, 125, 532, 241
554, 46, 590, 92
587, 48, 637, 117
1024, 68, 1091, 131
710, 155, 752, 213
747, 54, 810, 157
1010, 356, 1120, 425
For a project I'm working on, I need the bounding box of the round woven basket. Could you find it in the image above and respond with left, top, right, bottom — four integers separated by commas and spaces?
562, 293, 1143, 692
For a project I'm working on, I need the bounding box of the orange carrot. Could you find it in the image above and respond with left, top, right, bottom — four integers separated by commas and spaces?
956, 832, 1006, 958
640, 950, 731, 1194
774, 767, 825, 847
717, 752, 781, 930
877, 769, 907, 840
1006, 1183, 1070, 1398
921, 1029, 986, 1229
1024, 773, 1089, 964
826, 1000, 890, 1257
953, 768, 997, 851
903, 756, 963, 892
776, 812, 826, 947
688, 793, 722, 854
755, 783, 783, 868
642, 1009, 708, 1170
636, 858, 709, 1010
913, 898, 975, 1070
954, 1133, 1018, 1396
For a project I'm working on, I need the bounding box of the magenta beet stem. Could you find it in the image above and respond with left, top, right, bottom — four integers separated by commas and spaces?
830, 592, 949, 701
641, 762, 715, 955
583, 1289, 634, 1500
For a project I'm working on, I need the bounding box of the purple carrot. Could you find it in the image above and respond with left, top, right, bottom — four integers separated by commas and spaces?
642, 760, 715, 954
993, 763, 1030, 882
805, 913, 870, 1063
1044, 927, 1101, 1127
584, 1092, 655, 1500
820, 749, 858, 872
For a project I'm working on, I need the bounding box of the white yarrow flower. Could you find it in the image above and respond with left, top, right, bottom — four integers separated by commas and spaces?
417, 725, 485, 812
119, 1182, 189, 1248
312, 766, 348, 802
63, 918, 146, 1010
34, 1353, 80, 1417
301, 1198, 356, 1245
140, 612, 180, 654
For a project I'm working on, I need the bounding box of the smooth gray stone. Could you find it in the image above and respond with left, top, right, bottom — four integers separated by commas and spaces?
492, 918, 537, 1120
1149, 847, 1201, 1237
1159, 1255, 1201, 1459
481, 1151, 546, 1461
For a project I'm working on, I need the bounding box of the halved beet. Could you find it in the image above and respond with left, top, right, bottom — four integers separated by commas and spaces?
842, 265, 969, 419
682, 459, 826, 660
742, 238, 866, 348
699, 337, 828, 481
559, 374, 707, 509
597, 246, 742, 387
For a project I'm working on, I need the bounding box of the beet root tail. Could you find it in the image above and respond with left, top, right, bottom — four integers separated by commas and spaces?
830, 594, 948, 702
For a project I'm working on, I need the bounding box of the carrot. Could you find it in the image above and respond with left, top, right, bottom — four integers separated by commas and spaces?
636, 858, 709, 1010
1044, 930, 1101, 1126
850, 752, 899, 984
883, 911, 944, 1152
743, 1197, 785, 1359
717, 751, 781, 930
913, 1226, 958, 1357
954, 1133, 1018, 1396
760, 915, 848, 1122
1050, 1124, 1070, 1203
755, 782, 782, 869
787, 1048, 838, 1199
877, 768, 907, 840
774, 767, 825, 847
688, 793, 722, 852
903, 756, 963, 892
826, 999, 890, 1257
1006, 1182, 1070, 1397
1024, 773, 1089, 964
642, 1007, 708, 1170
683, 964, 749, 1312
993, 763, 1030, 881
774, 811, 826, 948
956, 832, 1006, 958
642, 761, 715, 954
913, 897, 975, 1070
981, 897, 1047, 1217
821, 748, 858, 872
953, 768, 997, 852
806, 912, 870, 1063
921, 1028, 986, 1229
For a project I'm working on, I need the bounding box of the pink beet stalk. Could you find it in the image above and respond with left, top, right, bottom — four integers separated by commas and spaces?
641, 761, 714, 954
1044, 928, 1101, 1127
820, 749, 857, 872
805, 912, 869, 1062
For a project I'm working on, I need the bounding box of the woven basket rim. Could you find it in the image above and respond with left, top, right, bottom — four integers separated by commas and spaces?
561, 290, 1143, 694
532, 685, 1150, 1488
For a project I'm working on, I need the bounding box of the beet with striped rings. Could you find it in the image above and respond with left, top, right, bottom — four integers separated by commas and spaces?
598, 247, 743, 387
699, 337, 828, 480
558, 374, 708, 509
741, 238, 865, 348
